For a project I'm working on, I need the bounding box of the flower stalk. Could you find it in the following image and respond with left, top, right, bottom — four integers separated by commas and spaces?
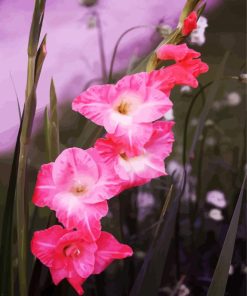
16, 1, 46, 295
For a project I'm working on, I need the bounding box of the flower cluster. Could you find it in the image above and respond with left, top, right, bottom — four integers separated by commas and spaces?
31, 39, 208, 294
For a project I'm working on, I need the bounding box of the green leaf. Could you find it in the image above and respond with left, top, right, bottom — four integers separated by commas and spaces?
44, 106, 51, 161
207, 174, 246, 296
0, 116, 23, 296
10, 72, 22, 121
130, 189, 179, 296
49, 79, 60, 160
28, 0, 47, 57
34, 34, 47, 86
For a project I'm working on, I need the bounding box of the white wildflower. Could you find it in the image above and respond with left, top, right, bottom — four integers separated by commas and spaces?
178, 284, 190, 296
205, 136, 216, 147
206, 190, 227, 208
164, 109, 174, 121
180, 85, 192, 94
229, 265, 234, 275
225, 92, 241, 106
208, 208, 224, 221
189, 16, 208, 46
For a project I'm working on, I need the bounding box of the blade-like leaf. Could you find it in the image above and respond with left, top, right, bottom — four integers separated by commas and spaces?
130, 189, 179, 296
28, 0, 46, 57
0, 115, 23, 296
207, 174, 246, 296
34, 34, 47, 86
49, 79, 60, 160
10, 72, 22, 121
44, 106, 51, 161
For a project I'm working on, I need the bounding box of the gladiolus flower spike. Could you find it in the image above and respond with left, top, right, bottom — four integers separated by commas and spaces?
31, 43, 208, 295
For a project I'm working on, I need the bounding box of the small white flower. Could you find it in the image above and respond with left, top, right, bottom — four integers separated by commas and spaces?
206, 190, 227, 208
242, 265, 247, 274
189, 16, 208, 46
225, 92, 241, 106
239, 73, 247, 83
208, 208, 224, 221
229, 265, 234, 275
205, 137, 216, 147
179, 284, 190, 296
164, 109, 174, 121
180, 85, 192, 94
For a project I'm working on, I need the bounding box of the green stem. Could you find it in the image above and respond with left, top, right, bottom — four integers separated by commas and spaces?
16, 55, 36, 296
108, 25, 148, 83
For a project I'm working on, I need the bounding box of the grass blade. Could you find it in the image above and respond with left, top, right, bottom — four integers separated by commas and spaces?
10, 72, 22, 121
49, 79, 60, 160
207, 174, 246, 296
0, 116, 23, 296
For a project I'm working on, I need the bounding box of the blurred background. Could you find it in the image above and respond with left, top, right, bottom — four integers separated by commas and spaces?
0, 0, 246, 295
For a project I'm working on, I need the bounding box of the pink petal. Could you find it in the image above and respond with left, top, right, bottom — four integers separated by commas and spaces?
32, 163, 56, 208
56, 231, 97, 278
94, 232, 133, 274
50, 269, 85, 295
52, 148, 99, 189
67, 276, 86, 295
51, 194, 108, 241
86, 148, 123, 199
145, 121, 174, 158
132, 88, 172, 123
72, 84, 116, 127
50, 267, 70, 285
156, 43, 200, 62
113, 122, 153, 149
31, 225, 68, 267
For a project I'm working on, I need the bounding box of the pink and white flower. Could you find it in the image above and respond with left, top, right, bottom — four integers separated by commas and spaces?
33, 147, 121, 241
95, 121, 174, 188
31, 225, 133, 295
72, 73, 173, 148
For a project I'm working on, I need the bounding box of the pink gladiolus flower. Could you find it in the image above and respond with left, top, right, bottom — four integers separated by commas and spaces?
33, 147, 121, 241
31, 225, 133, 295
72, 73, 173, 148
95, 121, 174, 188
182, 11, 198, 36
156, 43, 209, 88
